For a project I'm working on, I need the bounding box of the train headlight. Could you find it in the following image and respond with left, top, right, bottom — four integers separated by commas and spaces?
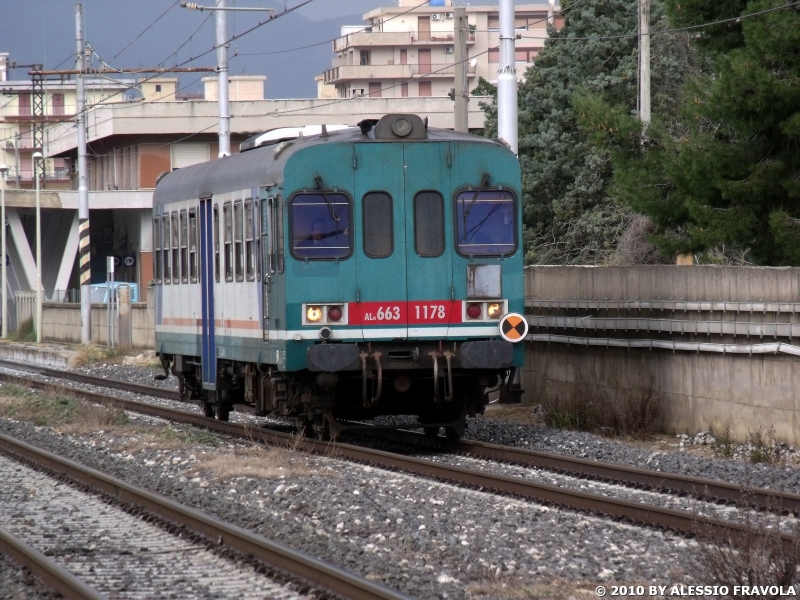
466, 303, 482, 319
306, 306, 323, 322
328, 306, 343, 322
487, 303, 502, 319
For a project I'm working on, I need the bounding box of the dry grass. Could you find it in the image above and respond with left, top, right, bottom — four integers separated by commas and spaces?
68, 343, 119, 368
480, 404, 541, 426
184, 445, 321, 481
0, 386, 128, 431
542, 368, 661, 440
466, 578, 617, 600
691, 516, 800, 595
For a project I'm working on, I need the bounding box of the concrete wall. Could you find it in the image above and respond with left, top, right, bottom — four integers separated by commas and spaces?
524, 266, 800, 444
42, 302, 154, 349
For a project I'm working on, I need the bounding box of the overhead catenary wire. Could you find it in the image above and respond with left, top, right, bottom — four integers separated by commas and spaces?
0, 1, 312, 148
7, 0, 794, 153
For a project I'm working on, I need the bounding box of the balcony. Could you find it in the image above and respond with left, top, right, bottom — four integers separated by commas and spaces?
324, 62, 476, 84
333, 31, 475, 53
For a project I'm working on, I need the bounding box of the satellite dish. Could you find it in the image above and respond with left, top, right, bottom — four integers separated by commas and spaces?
469, 58, 478, 68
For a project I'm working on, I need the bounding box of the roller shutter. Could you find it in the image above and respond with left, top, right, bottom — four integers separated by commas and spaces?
171, 143, 210, 170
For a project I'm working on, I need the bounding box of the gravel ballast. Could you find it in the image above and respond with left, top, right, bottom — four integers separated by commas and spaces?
2, 358, 800, 598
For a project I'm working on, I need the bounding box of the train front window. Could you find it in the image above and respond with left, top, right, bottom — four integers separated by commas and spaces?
455, 190, 516, 256
291, 193, 351, 260
363, 192, 393, 258
414, 191, 444, 257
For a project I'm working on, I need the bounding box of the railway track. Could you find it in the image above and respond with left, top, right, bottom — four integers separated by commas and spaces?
0, 361, 794, 551
4, 358, 798, 516
0, 432, 412, 600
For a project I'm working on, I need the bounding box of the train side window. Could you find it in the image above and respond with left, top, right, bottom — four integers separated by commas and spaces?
153, 216, 161, 284
362, 192, 393, 258
234, 200, 244, 282
277, 196, 285, 273
413, 191, 444, 257
179, 210, 188, 283
213, 204, 220, 282
254, 199, 261, 279
162, 216, 171, 284
245, 199, 255, 281
171, 212, 180, 284
188, 208, 198, 283
223, 202, 233, 282
455, 189, 516, 257
290, 192, 351, 260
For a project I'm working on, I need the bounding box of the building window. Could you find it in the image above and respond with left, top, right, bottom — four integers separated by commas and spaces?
245, 199, 256, 281
401, 83, 409, 97
360, 50, 371, 65
400, 49, 408, 65
418, 81, 432, 97
156, 84, 162, 92
51, 93, 65, 116
369, 82, 382, 98
223, 202, 233, 282
414, 191, 444, 257
189, 208, 198, 283
234, 200, 244, 282
351, 88, 365, 97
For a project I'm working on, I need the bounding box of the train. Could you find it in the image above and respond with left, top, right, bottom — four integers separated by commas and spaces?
153, 113, 525, 439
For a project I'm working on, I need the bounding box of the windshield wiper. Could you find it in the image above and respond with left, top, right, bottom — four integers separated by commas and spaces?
461, 172, 490, 241
314, 175, 340, 223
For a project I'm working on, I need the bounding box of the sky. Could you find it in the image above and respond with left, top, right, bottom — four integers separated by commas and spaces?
0, 0, 528, 98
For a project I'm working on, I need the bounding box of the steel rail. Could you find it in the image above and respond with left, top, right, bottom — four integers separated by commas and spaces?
1, 360, 797, 516
452, 438, 800, 514
0, 525, 106, 600
0, 432, 413, 600
0, 370, 792, 550
0, 358, 179, 400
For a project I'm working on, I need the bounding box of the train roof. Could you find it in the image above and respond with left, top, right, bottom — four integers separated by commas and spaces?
153, 114, 510, 207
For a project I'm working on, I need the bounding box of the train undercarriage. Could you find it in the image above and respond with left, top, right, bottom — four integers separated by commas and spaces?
161, 341, 516, 440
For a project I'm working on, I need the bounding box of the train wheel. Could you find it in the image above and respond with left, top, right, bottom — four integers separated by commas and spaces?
201, 401, 215, 418
424, 427, 440, 438
216, 403, 231, 422
444, 427, 461, 441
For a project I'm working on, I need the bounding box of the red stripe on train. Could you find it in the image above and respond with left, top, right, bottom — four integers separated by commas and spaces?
348, 301, 462, 326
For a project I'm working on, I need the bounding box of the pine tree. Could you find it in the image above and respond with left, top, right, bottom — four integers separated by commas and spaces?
515, 0, 643, 264
589, 0, 800, 264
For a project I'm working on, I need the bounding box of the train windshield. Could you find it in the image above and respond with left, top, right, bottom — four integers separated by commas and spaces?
291, 193, 351, 259
455, 189, 516, 256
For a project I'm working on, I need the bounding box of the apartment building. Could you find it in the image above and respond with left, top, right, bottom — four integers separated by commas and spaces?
319, 0, 562, 99
0, 52, 137, 190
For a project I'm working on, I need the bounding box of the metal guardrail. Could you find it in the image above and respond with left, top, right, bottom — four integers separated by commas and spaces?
527, 315, 800, 339
526, 299, 800, 313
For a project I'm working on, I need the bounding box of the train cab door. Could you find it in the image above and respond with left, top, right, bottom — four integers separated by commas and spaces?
353, 143, 408, 339
403, 141, 455, 338
198, 198, 216, 388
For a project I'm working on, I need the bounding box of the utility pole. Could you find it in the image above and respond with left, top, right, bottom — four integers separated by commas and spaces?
14, 134, 20, 188
497, 0, 518, 154
76, 3, 91, 343
638, 0, 651, 125
215, 0, 231, 157
181, 1, 274, 156
453, 7, 469, 133
547, 0, 554, 27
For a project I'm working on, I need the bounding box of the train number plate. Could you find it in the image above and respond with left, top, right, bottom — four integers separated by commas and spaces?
348, 301, 462, 325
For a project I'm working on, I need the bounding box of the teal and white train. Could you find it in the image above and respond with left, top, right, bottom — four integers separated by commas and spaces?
153, 114, 524, 439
